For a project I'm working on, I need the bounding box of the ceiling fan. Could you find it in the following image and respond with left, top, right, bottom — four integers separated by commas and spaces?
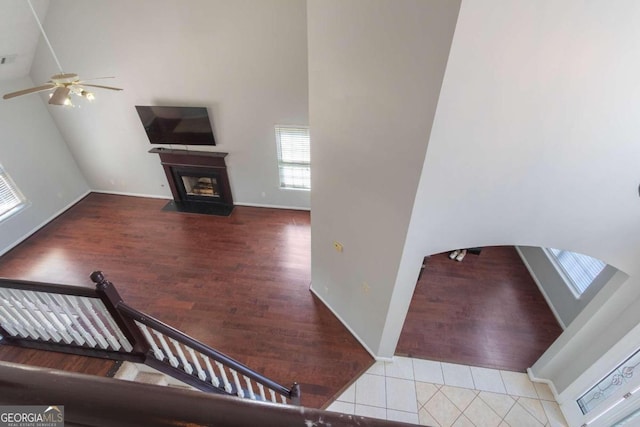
2, 0, 122, 106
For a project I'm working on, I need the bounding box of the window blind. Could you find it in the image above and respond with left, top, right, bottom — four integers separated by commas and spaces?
275, 126, 310, 190
548, 248, 606, 296
0, 164, 25, 218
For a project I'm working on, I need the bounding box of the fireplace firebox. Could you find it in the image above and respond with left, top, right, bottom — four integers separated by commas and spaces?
150, 148, 234, 216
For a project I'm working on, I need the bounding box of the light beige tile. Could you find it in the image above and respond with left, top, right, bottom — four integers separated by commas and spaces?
367, 361, 386, 376
416, 381, 440, 408
442, 362, 475, 389
355, 373, 386, 408
500, 371, 538, 398
386, 377, 417, 413
452, 414, 475, 427
326, 400, 355, 415
471, 366, 507, 394
518, 397, 548, 424
533, 382, 555, 401
499, 422, 511, 427
440, 385, 477, 412
504, 402, 544, 427
414, 359, 445, 384
477, 391, 516, 418
385, 356, 415, 379
463, 396, 502, 427
387, 409, 420, 424
355, 404, 386, 420
418, 407, 442, 427
541, 400, 569, 427
337, 382, 356, 403
424, 391, 461, 427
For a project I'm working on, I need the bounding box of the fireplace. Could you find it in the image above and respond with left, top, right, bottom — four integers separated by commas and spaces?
149, 148, 234, 216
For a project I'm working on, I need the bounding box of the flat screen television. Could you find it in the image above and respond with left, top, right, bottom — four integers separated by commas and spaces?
135, 106, 216, 145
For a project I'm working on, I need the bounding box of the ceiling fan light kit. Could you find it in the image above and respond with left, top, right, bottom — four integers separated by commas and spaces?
2, 0, 122, 106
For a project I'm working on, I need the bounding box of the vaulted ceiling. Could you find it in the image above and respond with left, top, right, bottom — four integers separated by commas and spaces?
0, 0, 48, 82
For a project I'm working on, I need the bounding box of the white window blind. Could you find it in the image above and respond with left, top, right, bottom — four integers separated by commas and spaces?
275, 125, 310, 190
0, 164, 26, 220
547, 248, 606, 296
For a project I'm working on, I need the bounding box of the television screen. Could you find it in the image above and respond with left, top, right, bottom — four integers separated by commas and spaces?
135, 106, 216, 145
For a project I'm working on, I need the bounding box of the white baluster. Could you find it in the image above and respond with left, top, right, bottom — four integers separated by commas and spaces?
152, 331, 179, 367
169, 338, 192, 374
136, 323, 164, 360
7, 290, 50, 341
202, 356, 220, 387
89, 300, 133, 352
86, 298, 123, 351
269, 389, 277, 403
230, 369, 245, 398
50, 294, 88, 346
37, 293, 75, 344
0, 305, 29, 338
257, 383, 266, 401
187, 348, 207, 381
280, 395, 287, 404
23, 291, 62, 342
0, 309, 20, 336
53, 295, 98, 348
215, 361, 233, 393
243, 376, 256, 400
79, 298, 120, 350
64, 295, 107, 348
0, 289, 40, 339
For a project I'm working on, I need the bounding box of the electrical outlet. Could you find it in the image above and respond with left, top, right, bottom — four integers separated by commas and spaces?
333, 241, 344, 253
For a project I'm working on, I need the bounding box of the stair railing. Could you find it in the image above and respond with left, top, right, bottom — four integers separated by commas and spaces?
0, 271, 300, 405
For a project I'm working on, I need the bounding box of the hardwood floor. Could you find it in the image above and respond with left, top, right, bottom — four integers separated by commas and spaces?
0, 193, 372, 409
396, 247, 563, 372
0, 194, 563, 408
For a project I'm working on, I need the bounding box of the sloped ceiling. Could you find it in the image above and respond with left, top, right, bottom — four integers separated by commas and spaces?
0, 0, 49, 81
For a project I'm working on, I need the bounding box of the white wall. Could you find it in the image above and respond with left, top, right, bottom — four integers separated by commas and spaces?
30, 0, 309, 209
307, 0, 461, 357
0, 77, 89, 255
379, 0, 640, 423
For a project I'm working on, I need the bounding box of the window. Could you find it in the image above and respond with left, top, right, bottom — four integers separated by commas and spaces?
275, 125, 310, 190
0, 164, 26, 220
547, 248, 606, 297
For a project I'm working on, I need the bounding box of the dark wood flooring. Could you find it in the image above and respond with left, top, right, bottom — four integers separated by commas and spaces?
0, 193, 372, 409
396, 247, 563, 372
0, 194, 563, 408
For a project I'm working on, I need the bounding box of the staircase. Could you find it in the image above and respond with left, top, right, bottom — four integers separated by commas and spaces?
0, 271, 300, 406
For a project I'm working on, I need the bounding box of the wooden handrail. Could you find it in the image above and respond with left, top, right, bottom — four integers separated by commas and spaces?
117, 301, 295, 401
0, 277, 98, 297
0, 361, 416, 427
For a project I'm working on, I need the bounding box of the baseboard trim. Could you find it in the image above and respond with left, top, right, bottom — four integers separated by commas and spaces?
91, 190, 170, 200
309, 285, 391, 362
234, 202, 310, 211
527, 367, 561, 402
516, 246, 567, 330
93, 192, 311, 211
0, 190, 91, 257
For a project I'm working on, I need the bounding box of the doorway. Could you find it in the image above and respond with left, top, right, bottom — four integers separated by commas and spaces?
395, 246, 563, 371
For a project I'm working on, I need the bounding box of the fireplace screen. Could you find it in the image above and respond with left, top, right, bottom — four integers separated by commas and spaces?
180, 175, 220, 198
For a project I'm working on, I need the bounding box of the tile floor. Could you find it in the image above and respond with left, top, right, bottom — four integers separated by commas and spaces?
326, 356, 569, 426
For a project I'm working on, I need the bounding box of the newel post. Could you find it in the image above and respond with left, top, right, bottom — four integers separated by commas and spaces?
91, 271, 150, 356
290, 382, 301, 406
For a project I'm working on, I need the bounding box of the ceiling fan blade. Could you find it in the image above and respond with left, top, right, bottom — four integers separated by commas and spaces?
77, 76, 116, 83
49, 87, 71, 105
80, 83, 123, 91
3, 84, 56, 100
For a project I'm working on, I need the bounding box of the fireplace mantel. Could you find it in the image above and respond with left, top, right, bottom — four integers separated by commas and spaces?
149, 148, 234, 216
